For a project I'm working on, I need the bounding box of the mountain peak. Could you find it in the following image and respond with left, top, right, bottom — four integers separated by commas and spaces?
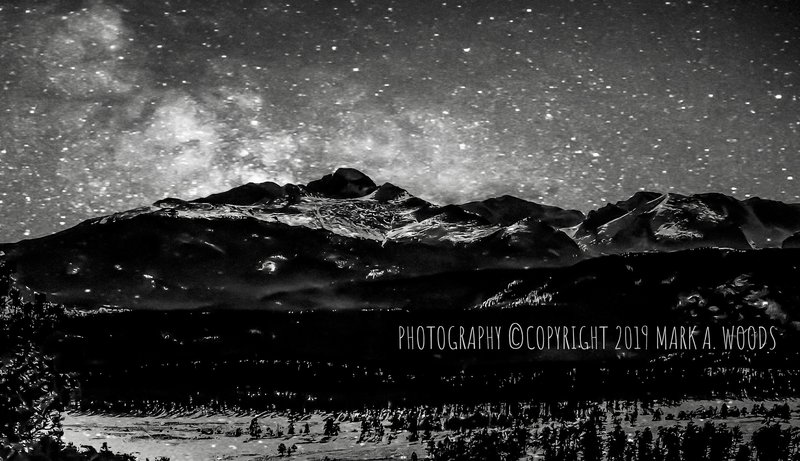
459, 195, 585, 228
193, 181, 285, 206
4, 170, 800, 311
306, 167, 377, 198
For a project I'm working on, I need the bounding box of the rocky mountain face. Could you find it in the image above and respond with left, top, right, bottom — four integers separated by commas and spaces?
1, 168, 799, 311
576, 192, 800, 254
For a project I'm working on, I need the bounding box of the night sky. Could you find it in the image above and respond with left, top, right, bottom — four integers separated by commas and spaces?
1, 0, 799, 242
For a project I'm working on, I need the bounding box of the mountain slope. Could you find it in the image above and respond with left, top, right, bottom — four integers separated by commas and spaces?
1, 168, 799, 311
0, 169, 581, 309
576, 192, 800, 254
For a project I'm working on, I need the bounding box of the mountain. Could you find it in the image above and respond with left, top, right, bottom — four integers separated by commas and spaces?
1, 168, 799, 311
0, 168, 581, 310
458, 195, 585, 228
5, 168, 800, 409
576, 192, 800, 254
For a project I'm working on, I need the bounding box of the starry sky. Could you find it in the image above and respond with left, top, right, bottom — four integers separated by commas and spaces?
1, 0, 799, 242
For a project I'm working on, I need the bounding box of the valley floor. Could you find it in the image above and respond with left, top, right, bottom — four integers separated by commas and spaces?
62, 399, 800, 461
64, 412, 421, 461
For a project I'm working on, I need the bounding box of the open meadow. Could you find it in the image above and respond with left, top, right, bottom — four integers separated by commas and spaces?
62, 399, 800, 461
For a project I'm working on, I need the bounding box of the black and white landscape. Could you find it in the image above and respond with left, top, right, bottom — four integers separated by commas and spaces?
3, 168, 800, 459
2, 0, 800, 460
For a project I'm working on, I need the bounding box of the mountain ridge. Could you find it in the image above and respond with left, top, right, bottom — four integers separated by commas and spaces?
2, 168, 799, 311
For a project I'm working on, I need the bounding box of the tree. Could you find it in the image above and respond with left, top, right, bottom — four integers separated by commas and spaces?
734, 444, 752, 461
708, 423, 734, 461
658, 426, 682, 461
0, 264, 70, 448
0, 264, 141, 460
607, 423, 626, 461
581, 421, 603, 461
752, 424, 791, 461
323, 417, 338, 437
636, 428, 654, 461
249, 418, 262, 438
0, 344, 69, 446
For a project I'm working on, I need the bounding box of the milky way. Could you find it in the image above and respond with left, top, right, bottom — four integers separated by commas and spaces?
1, 0, 798, 242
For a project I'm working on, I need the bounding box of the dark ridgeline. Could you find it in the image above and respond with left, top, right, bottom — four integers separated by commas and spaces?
2, 168, 800, 312
0, 168, 799, 413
